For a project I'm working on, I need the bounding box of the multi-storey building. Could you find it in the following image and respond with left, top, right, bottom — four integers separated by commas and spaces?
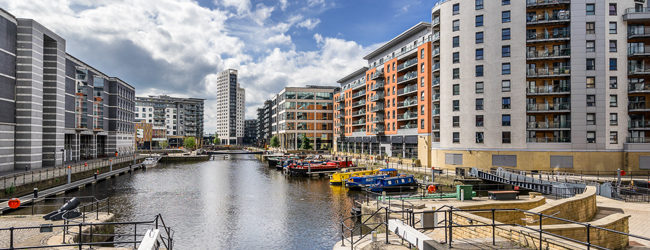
0, 8, 136, 171
135, 121, 167, 149
244, 119, 257, 144
271, 86, 337, 150
215, 69, 245, 145
334, 22, 434, 164
134, 95, 204, 148
256, 100, 273, 147
427, 0, 650, 171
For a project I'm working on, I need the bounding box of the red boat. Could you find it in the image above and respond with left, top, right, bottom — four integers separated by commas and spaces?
286, 160, 355, 176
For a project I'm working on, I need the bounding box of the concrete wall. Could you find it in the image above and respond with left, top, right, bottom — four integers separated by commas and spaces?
525, 186, 598, 225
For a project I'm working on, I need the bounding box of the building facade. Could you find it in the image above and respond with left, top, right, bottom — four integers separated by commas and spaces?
244, 119, 257, 145
135, 121, 167, 149
334, 22, 434, 164
215, 69, 245, 145
256, 100, 273, 147
134, 95, 204, 148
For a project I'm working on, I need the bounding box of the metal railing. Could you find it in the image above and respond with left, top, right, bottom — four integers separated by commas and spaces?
397, 58, 418, 72
629, 101, 650, 110
369, 94, 384, 102
396, 85, 418, 96
527, 85, 570, 94
526, 103, 571, 112
432, 78, 440, 87
526, 49, 570, 59
370, 81, 384, 91
627, 137, 650, 143
626, 7, 650, 14
527, 137, 571, 143
527, 30, 570, 41
629, 66, 650, 74
629, 83, 650, 92
396, 99, 418, 108
526, 67, 571, 77
527, 12, 570, 23
526, 0, 570, 7
396, 71, 418, 84
527, 121, 571, 129
370, 105, 384, 112
397, 112, 418, 121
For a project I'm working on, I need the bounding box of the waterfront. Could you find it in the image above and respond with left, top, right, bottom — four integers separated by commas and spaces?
9, 154, 361, 249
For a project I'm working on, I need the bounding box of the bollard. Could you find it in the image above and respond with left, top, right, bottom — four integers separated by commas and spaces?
67, 166, 71, 184
94, 171, 98, 180
109, 159, 113, 172
33, 188, 38, 198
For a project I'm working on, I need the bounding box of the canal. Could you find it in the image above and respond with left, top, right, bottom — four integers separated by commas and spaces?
14, 154, 365, 249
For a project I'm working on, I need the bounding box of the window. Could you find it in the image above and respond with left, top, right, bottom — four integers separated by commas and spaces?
502, 28, 510, 40
609, 40, 617, 52
453, 84, 460, 95
453, 132, 460, 143
587, 131, 596, 143
610, 95, 617, 107
610, 131, 618, 144
609, 58, 617, 70
421, 119, 425, 129
476, 49, 484, 60
453, 20, 460, 31
586, 59, 595, 70
421, 48, 425, 59
476, 132, 484, 143
502, 132, 511, 143
502, 115, 511, 126
587, 113, 595, 125
586, 41, 595, 52
610, 77, 617, 89
476, 65, 484, 77
502, 97, 511, 109
421, 77, 425, 87
476, 82, 484, 93
587, 95, 595, 107
610, 113, 618, 125
421, 63, 425, 73
609, 22, 617, 34
476, 32, 484, 43
609, 3, 617, 15
476, 99, 484, 110
453, 68, 460, 79
476, 15, 483, 26
421, 105, 425, 115
453, 36, 459, 47
502, 11, 510, 22
475, 0, 483, 10
453, 52, 460, 63
476, 115, 484, 126
502, 46, 510, 57
586, 4, 595, 15
453, 100, 460, 111
421, 91, 425, 101
502, 63, 511, 75
502, 0, 510, 5
502, 80, 511, 92
453, 116, 460, 127
453, 3, 459, 15
586, 77, 595, 88
586, 22, 595, 34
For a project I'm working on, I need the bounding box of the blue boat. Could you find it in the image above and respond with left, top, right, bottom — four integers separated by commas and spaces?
367, 175, 418, 192
346, 175, 391, 190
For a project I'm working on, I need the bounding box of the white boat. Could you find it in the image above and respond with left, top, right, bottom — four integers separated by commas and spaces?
143, 157, 159, 168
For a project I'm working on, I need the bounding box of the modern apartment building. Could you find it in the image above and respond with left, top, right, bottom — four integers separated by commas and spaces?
271, 86, 337, 150
427, 0, 650, 171
256, 100, 273, 147
135, 121, 167, 149
0, 8, 136, 171
244, 119, 257, 144
215, 69, 245, 145
334, 22, 434, 164
134, 95, 204, 148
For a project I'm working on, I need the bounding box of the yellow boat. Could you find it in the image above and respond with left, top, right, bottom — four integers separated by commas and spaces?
330, 169, 380, 186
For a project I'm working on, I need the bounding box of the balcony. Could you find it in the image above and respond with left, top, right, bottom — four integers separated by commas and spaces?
335, 96, 344, 103
526, 103, 571, 112
526, 49, 570, 60
369, 94, 384, 102
153, 122, 165, 126
432, 16, 440, 27
399, 124, 418, 130
371, 116, 384, 123
351, 110, 366, 117
526, 0, 570, 8
335, 105, 344, 111
432, 123, 440, 130
526, 67, 571, 78
397, 58, 418, 73
526, 11, 570, 25
432, 63, 440, 73
629, 83, 650, 93
396, 45, 418, 60
370, 81, 385, 91
351, 90, 366, 100
432, 78, 440, 87
526, 30, 570, 43
432, 32, 440, 43
629, 120, 650, 129
353, 128, 366, 133
527, 137, 571, 143
351, 81, 366, 91
397, 85, 418, 97
335, 114, 342, 119
624, 8, 650, 23
351, 120, 366, 126
629, 66, 650, 75
370, 105, 384, 112
351, 100, 366, 108
432, 93, 440, 102
397, 99, 418, 109
370, 70, 384, 80
397, 112, 418, 121
526, 85, 571, 95
629, 102, 650, 111
432, 47, 440, 57
627, 137, 650, 143
396, 71, 418, 85
372, 127, 385, 134
527, 121, 571, 130
432, 108, 440, 116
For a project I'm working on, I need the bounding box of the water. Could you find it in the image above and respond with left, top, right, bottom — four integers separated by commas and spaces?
14, 155, 365, 249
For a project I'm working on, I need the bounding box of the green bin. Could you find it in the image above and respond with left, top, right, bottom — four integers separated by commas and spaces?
456, 185, 473, 201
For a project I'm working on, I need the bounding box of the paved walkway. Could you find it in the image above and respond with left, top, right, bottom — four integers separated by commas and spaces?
596, 196, 650, 247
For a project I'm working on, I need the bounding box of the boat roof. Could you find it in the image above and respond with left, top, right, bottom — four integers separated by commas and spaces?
382, 175, 414, 180
380, 168, 397, 171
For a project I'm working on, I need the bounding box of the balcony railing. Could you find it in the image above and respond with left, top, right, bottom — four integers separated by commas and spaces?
432, 63, 440, 72
397, 112, 418, 121
372, 128, 385, 134
527, 121, 571, 129
432, 93, 440, 101
351, 90, 366, 99
397, 99, 418, 108
432, 17, 440, 27
432, 123, 440, 130
629, 120, 650, 128
397, 85, 418, 96
629, 83, 650, 92
433, 137, 440, 142
629, 102, 650, 111
527, 137, 571, 143
397, 71, 418, 84
526, 49, 570, 59
370, 80, 385, 91
432, 32, 440, 42
432, 109, 440, 116
335, 105, 344, 111
432, 47, 440, 57
372, 116, 384, 123
369, 94, 384, 102
370, 70, 384, 80
335, 97, 344, 102
370, 105, 384, 112
628, 27, 650, 38
526, 12, 570, 24
628, 46, 650, 56
526, 103, 571, 112
351, 120, 366, 126
628, 66, 650, 74
432, 78, 440, 87
526, 30, 570, 42
627, 137, 650, 143
351, 100, 366, 108
353, 128, 366, 133
527, 85, 571, 94
397, 58, 418, 72
351, 110, 366, 117
399, 124, 417, 130
526, 66, 571, 77
526, 0, 570, 7
626, 7, 650, 14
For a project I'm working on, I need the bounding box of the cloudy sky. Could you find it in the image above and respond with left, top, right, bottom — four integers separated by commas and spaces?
0, 0, 434, 133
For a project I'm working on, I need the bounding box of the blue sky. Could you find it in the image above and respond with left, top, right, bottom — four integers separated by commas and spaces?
0, 0, 436, 133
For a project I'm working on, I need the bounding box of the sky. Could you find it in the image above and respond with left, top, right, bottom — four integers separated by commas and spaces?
0, 0, 435, 134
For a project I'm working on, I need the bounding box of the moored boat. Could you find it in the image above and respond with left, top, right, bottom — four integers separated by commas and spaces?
142, 157, 159, 168
267, 157, 281, 167
286, 160, 354, 176
344, 168, 398, 190
367, 175, 418, 192
330, 169, 380, 186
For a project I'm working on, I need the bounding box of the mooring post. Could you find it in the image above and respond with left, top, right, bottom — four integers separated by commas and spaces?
67, 166, 71, 184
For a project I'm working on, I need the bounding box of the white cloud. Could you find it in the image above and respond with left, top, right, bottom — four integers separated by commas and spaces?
297, 18, 320, 30
307, 0, 325, 7
251, 3, 274, 25
214, 0, 251, 15
278, 0, 289, 11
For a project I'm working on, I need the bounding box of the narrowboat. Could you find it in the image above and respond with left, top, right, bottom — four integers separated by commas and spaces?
267, 157, 282, 167
329, 169, 380, 186
286, 161, 354, 176
367, 175, 418, 192
345, 175, 391, 190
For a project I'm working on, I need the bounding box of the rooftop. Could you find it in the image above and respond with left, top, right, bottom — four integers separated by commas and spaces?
363, 22, 431, 60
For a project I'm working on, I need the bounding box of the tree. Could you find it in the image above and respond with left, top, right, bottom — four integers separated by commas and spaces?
213, 132, 220, 145
159, 140, 168, 150
300, 134, 312, 150
183, 137, 196, 149
270, 135, 280, 148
